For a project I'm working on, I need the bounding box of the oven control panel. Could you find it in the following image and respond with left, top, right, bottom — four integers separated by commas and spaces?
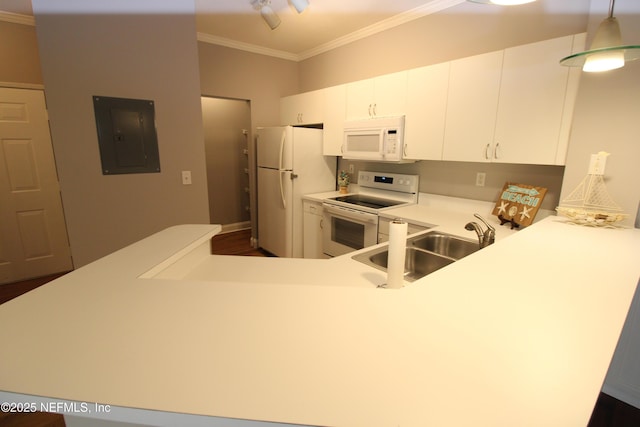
358, 171, 419, 194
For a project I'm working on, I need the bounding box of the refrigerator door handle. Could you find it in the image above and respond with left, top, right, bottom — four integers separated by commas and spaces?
278, 129, 286, 171
279, 170, 287, 209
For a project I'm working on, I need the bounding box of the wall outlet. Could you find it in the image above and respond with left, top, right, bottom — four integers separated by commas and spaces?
349, 164, 355, 174
475, 172, 486, 187
181, 170, 192, 185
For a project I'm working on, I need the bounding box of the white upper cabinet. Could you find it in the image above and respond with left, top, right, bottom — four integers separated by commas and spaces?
278, 33, 584, 166
494, 35, 579, 165
404, 62, 450, 160
345, 71, 407, 120
442, 34, 584, 165
280, 89, 324, 125
442, 50, 504, 163
322, 84, 347, 156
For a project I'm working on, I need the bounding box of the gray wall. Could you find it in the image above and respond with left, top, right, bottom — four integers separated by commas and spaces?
197, 43, 299, 234
32, 0, 210, 266
560, 0, 640, 227
201, 97, 251, 228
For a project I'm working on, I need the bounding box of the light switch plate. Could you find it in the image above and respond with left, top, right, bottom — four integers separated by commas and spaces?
588, 152, 608, 175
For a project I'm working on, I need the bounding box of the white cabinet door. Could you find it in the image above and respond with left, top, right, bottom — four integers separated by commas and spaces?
303, 200, 324, 259
280, 89, 324, 125
374, 71, 407, 118
404, 62, 450, 160
345, 72, 407, 120
322, 84, 346, 156
494, 35, 576, 165
554, 33, 585, 165
442, 50, 504, 162
345, 78, 375, 120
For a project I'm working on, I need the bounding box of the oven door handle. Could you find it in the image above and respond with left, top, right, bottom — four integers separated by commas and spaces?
322, 203, 379, 224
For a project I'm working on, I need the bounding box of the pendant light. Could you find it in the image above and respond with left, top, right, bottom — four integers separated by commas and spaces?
560, 0, 640, 72
467, 0, 536, 5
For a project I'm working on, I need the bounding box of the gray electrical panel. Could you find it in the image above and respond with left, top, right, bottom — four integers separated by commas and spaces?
93, 96, 160, 175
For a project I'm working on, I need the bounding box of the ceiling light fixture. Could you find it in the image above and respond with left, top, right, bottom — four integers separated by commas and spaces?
251, 0, 281, 30
467, 0, 536, 5
249, 0, 308, 31
560, 0, 640, 72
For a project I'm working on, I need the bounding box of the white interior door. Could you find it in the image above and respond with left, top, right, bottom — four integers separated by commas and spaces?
0, 87, 73, 284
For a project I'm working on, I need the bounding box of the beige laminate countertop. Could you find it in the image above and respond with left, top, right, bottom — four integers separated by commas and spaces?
1, 216, 639, 427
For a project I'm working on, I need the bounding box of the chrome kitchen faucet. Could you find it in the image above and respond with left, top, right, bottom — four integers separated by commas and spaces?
464, 214, 495, 249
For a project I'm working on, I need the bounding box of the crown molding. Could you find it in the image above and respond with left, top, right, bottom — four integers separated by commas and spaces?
198, 0, 465, 62
297, 0, 465, 60
197, 33, 300, 61
0, 11, 35, 26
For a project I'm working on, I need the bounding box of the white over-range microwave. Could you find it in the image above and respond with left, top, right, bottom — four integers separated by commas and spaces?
342, 115, 411, 162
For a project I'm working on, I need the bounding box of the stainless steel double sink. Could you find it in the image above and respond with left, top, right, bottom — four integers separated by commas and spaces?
352, 230, 480, 282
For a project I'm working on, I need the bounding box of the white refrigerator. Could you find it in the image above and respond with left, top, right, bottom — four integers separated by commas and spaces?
257, 126, 336, 258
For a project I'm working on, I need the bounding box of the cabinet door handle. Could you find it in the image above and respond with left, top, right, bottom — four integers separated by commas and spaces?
372, 103, 377, 117
368, 104, 372, 117
494, 142, 501, 159
484, 144, 491, 160
319, 218, 323, 229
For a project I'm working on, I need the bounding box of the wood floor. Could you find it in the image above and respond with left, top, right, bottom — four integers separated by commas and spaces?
1, 229, 639, 427
210, 228, 271, 256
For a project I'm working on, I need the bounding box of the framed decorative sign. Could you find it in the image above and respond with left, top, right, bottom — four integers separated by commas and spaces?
492, 183, 547, 228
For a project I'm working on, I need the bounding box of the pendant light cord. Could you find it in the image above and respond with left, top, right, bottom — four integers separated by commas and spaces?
608, 0, 615, 19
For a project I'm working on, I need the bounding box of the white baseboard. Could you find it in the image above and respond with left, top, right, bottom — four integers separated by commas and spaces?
219, 221, 251, 234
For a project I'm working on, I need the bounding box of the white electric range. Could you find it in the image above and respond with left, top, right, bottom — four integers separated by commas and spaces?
322, 171, 419, 257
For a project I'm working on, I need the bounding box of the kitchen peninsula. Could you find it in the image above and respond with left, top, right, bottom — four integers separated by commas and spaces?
1, 213, 639, 427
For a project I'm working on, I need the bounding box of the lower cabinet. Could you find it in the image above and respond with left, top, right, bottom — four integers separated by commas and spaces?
378, 217, 429, 243
303, 200, 325, 259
